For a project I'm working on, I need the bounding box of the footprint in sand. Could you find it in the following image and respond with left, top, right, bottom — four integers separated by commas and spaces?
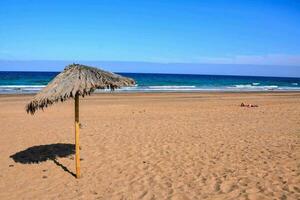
220, 181, 235, 193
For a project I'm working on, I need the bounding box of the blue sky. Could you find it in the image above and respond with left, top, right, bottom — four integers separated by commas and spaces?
0, 0, 300, 76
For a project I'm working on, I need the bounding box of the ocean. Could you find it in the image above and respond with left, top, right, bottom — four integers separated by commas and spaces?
0, 71, 300, 94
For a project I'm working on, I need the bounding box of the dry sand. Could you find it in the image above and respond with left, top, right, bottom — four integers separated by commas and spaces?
0, 92, 299, 200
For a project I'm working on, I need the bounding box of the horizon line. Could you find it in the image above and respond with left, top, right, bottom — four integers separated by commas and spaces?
1, 59, 300, 67
1, 70, 299, 79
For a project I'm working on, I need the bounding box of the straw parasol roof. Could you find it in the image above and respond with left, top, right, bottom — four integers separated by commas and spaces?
26, 63, 135, 114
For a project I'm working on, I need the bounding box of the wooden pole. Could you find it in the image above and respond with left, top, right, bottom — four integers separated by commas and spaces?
75, 94, 81, 178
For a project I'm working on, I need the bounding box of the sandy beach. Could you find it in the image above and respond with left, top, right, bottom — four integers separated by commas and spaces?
0, 92, 299, 200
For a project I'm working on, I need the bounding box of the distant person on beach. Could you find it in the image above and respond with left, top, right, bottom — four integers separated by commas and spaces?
240, 102, 258, 108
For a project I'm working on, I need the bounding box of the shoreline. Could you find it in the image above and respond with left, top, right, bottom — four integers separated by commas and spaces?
1, 88, 300, 95
1, 90, 300, 97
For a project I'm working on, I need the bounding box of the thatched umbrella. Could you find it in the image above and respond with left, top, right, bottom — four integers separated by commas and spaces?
26, 63, 135, 178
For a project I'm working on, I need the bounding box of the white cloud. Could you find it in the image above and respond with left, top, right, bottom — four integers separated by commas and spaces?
195, 54, 300, 66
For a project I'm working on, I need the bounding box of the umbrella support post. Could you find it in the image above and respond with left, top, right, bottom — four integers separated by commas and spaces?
75, 94, 81, 178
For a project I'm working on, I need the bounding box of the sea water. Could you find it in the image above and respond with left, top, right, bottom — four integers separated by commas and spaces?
0, 71, 300, 94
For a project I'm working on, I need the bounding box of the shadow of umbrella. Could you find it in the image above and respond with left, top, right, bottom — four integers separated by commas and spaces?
10, 143, 76, 177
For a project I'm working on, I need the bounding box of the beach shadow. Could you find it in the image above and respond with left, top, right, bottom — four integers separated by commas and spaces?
10, 143, 76, 177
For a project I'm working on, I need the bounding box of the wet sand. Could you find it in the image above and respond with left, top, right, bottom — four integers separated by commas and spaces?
0, 92, 299, 200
